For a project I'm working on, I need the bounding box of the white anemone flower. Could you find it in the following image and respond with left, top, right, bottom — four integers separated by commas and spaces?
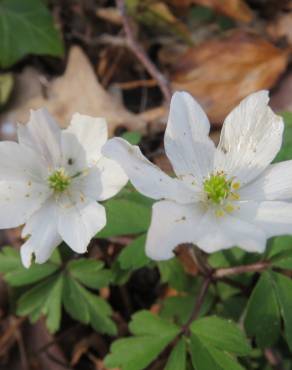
103, 91, 292, 260
0, 109, 127, 267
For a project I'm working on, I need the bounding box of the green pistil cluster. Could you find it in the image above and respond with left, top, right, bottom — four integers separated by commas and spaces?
203, 173, 232, 205
48, 169, 71, 192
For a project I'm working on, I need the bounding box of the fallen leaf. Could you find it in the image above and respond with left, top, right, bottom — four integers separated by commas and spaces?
171, 31, 288, 125
0, 47, 146, 135
267, 12, 292, 46
191, 0, 254, 22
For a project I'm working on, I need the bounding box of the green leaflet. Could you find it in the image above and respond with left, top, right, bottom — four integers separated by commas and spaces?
0, 0, 64, 67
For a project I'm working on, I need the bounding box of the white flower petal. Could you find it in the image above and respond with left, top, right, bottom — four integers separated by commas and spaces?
0, 142, 46, 182
146, 200, 204, 260
18, 108, 62, 167
103, 137, 200, 204
0, 181, 50, 229
240, 161, 292, 201
254, 201, 292, 238
95, 157, 128, 201
66, 113, 108, 164
195, 208, 267, 253
21, 199, 62, 267
60, 131, 87, 176
57, 194, 106, 253
164, 91, 215, 182
215, 91, 284, 184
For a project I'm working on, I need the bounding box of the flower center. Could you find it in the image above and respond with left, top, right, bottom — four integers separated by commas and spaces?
48, 168, 71, 192
203, 172, 240, 217
203, 172, 232, 204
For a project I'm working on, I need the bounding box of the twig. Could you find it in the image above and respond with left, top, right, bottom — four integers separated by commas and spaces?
214, 261, 270, 279
181, 277, 212, 334
264, 348, 284, 370
115, 0, 172, 103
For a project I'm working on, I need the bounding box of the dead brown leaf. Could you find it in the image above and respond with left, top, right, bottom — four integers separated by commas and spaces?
267, 12, 292, 46
0, 47, 146, 135
191, 0, 254, 22
171, 31, 288, 125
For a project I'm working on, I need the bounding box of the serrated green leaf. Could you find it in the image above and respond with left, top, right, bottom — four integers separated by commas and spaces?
129, 310, 180, 337
83, 287, 117, 336
0, 0, 64, 67
118, 234, 150, 270
97, 197, 151, 238
271, 249, 292, 269
63, 274, 116, 335
105, 311, 179, 370
271, 271, 292, 351
244, 272, 280, 348
17, 273, 63, 332
68, 258, 113, 289
165, 338, 186, 370
266, 235, 292, 259
191, 316, 251, 355
0, 246, 60, 286
62, 274, 90, 324
190, 334, 244, 370
105, 336, 172, 370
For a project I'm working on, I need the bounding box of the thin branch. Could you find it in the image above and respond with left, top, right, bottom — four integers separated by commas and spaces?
214, 261, 270, 279
115, 0, 172, 103
181, 277, 212, 334
264, 348, 284, 370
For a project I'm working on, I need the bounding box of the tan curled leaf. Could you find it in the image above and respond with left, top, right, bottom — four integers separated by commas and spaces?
171, 31, 288, 125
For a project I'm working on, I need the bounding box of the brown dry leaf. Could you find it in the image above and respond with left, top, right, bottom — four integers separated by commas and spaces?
171, 31, 288, 125
191, 0, 254, 22
267, 12, 292, 46
0, 47, 146, 135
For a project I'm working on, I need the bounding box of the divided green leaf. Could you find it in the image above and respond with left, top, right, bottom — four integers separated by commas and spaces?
118, 234, 151, 270
0, 246, 60, 286
104, 311, 180, 370
68, 258, 113, 289
191, 316, 251, 355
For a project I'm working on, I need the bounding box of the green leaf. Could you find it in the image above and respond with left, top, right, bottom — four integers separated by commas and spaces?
271, 271, 292, 351
165, 338, 187, 370
266, 235, 292, 259
105, 336, 172, 370
82, 287, 117, 336
62, 274, 90, 324
0, 246, 60, 287
274, 112, 292, 162
17, 273, 63, 332
158, 259, 196, 292
118, 234, 150, 270
191, 316, 251, 355
97, 193, 152, 238
122, 131, 142, 145
63, 274, 116, 335
129, 310, 180, 337
0, 0, 64, 67
105, 311, 180, 370
68, 258, 113, 289
0, 73, 13, 106
190, 334, 244, 370
271, 249, 292, 269
244, 272, 281, 348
